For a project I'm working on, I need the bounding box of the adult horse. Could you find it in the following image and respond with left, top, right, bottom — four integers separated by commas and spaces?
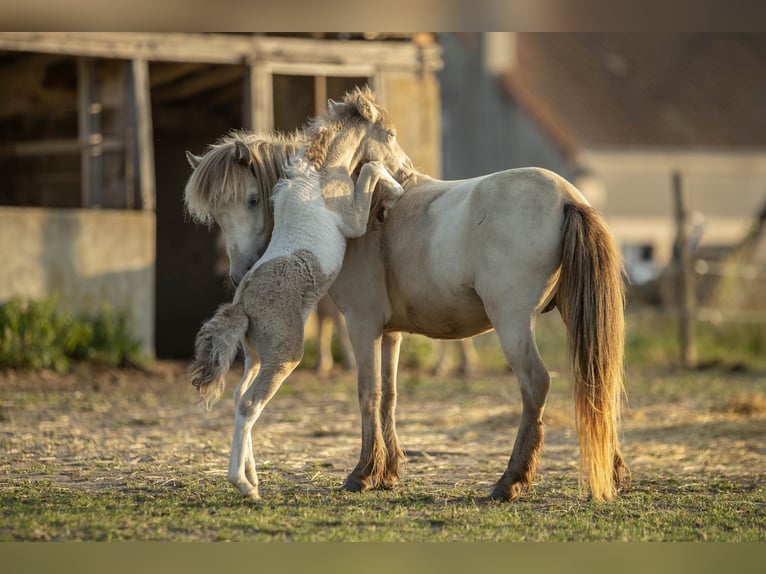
185, 88, 627, 502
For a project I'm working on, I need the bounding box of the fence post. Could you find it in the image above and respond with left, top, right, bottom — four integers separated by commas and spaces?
672, 171, 698, 368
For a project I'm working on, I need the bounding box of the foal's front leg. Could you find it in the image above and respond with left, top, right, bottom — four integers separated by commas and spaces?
337, 161, 404, 238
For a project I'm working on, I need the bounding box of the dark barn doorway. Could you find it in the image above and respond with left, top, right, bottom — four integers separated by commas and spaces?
152, 62, 246, 358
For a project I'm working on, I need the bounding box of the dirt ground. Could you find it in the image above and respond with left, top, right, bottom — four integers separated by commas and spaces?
1, 360, 765, 498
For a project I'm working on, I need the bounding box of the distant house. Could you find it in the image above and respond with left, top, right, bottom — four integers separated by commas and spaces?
439, 33, 766, 286
0, 33, 443, 357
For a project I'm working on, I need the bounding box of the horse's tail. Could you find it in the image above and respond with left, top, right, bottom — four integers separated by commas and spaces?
557, 201, 627, 501
190, 302, 249, 410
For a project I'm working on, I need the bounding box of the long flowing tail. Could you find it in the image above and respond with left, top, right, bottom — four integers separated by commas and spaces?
189, 302, 249, 410
557, 202, 628, 501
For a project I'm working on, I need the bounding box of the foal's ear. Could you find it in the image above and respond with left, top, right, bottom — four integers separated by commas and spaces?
233, 140, 252, 165
327, 98, 340, 109
355, 93, 379, 123
185, 150, 203, 169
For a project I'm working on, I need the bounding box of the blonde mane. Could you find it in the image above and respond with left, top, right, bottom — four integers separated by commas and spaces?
184, 86, 384, 225
183, 130, 304, 226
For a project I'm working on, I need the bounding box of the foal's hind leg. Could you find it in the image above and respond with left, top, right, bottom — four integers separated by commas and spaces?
228, 317, 303, 500
234, 341, 260, 486
489, 313, 551, 501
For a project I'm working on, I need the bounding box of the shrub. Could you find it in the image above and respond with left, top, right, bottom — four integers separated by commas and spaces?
0, 296, 144, 372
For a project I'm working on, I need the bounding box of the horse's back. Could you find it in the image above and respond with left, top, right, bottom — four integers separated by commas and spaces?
377, 168, 576, 336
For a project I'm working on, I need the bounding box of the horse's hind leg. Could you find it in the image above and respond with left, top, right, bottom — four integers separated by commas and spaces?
489, 312, 551, 501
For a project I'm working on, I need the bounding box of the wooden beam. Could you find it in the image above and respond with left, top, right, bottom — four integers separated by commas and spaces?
0, 33, 443, 72
131, 58, 155, 212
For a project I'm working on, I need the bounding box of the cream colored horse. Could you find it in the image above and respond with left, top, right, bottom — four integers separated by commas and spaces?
185, 88, 627, 502
186, 88, 411, 499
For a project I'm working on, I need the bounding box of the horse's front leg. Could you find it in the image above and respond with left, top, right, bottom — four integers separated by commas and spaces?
340, 319, 386, 492
380, 331, 405, 489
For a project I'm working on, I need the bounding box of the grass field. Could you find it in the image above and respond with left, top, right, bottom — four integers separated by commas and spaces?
1, 312, 765, 542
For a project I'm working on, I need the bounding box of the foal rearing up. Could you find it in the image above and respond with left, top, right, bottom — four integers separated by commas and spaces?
189, 91, 411, 499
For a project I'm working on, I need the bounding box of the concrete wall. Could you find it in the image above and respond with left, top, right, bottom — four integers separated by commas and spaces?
0, 207, 155, 355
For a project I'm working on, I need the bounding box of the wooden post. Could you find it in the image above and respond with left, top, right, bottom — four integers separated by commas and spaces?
77, 57, 102, 207
313, 74, 327, 116
672, 171, 697, 368
131, 58, 156, 212
244, 62, 273, 132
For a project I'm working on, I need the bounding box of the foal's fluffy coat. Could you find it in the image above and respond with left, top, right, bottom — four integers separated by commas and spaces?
190, 152, 403, 409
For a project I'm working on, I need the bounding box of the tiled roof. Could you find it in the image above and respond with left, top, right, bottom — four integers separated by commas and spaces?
501, 33, 766, 155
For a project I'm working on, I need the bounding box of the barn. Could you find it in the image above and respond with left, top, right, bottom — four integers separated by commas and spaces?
0, 32, 442, 357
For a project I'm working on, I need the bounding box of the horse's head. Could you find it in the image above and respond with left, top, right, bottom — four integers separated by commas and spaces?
318, 86, 414, 183
184, 133, 297, 285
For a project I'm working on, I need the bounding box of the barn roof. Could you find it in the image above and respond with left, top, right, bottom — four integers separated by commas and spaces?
500, 33, 766, 156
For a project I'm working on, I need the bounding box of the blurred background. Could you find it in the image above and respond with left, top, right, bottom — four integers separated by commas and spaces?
1, 32, 764, 372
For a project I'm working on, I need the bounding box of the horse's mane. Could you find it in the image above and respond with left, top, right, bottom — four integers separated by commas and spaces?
184, 86, 381, 225
183, 130, 304, 225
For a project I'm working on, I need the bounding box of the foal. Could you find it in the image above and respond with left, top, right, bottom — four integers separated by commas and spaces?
190, 92, 410, 499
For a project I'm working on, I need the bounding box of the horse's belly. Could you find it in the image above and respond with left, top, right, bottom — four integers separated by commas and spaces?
385, 281, 491, 338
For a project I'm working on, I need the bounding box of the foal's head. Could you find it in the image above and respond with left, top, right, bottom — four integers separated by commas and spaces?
307, 86, 414, 183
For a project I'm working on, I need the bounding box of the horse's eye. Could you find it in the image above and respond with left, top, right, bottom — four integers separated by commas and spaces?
386, 129, 396, 140
247, 195, 260, 208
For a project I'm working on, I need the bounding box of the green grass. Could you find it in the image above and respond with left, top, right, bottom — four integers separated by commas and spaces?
2, 472, 763, 542
1, 310, 765, 542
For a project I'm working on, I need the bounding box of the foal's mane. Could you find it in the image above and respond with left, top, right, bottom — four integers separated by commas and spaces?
183, 130, 304, 225
304, 86, 381, 169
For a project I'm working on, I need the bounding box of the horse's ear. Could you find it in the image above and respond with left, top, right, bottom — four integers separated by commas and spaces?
355, 93, 378, 123
186, 150, 203, 169
233, 140, 252, 165
327, 98, 340, 109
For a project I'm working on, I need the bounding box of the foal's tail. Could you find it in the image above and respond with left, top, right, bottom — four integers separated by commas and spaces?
190, 302, 249, 410
557, 201, 628, 501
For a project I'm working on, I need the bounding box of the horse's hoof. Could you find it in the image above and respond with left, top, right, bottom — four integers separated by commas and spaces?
339, 478, 366, 493
490, 481, 524, 501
